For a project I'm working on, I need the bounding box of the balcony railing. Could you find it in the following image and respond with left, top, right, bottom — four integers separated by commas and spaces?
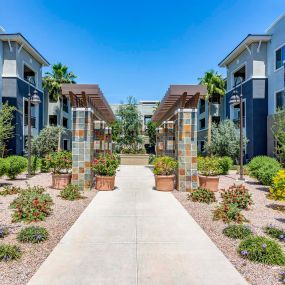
24, 115, 36, 128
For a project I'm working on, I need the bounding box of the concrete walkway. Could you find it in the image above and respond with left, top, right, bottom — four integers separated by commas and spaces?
28, 166, 248, 285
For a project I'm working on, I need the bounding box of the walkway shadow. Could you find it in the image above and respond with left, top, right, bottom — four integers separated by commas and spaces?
276, 218, 285, 224
267, 204, 285, 213
145, 165, 153, 170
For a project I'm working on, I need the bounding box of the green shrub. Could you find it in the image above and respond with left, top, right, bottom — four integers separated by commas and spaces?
0, 227, 9, 238
213, 203, 247, 224
238, 235, 285, 265
5, 156, 27, 179
31, 156, 41, 175
188, 188, 216, 204
247, 156, 281, 185
17, 226, 48, 243
0, 158, 8, 177
269, 169, 285, 201
10, 185, 53, 222
0, 185, 21, 196
149, 154, 156, 165
46, 151, 72, 174
264, 225, 285, 242
220, 184, 253, 210
40, 156, 51, 173
60, 185, 83, 201
198, 156, 223, 176
153, 156, 178, 176
218, 157, 233, 175
0, 244, 21, 262
223, 224, 252, 239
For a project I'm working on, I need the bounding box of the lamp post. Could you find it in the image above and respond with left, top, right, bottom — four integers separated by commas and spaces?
229, 77, 245, 181
27, 88, 41, 178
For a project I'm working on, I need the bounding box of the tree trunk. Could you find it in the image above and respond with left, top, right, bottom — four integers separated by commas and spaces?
207, 101, 212, 145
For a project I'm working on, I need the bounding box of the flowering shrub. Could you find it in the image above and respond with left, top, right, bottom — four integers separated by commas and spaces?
198, 156, 223, 176
0, 185, 21, 196
264, 225, 285, 242
0, 227, 9, 238
188, 188, 216, 204
10, 185, 53, 222
92, 154, 119, 176
0, 244, 21, 262
238, 236, 285, 265
46, 151, 72, 174
5, 156, 27, 179
60, 185, 83, 201
153, 156, 178, 176
220, 184, 253, 210
17, 226, 48, 243
213, 203, 247, 224
223, 224, 252, 239
269, 170, 285, 201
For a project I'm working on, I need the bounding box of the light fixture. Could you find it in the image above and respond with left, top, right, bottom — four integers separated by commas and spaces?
30, 90, 41, 105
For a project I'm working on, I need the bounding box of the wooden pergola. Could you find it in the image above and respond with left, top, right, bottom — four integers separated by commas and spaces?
61, 84, 115, 124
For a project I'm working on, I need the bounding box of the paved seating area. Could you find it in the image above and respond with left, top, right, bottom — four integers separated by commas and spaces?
28, 165, 248, 285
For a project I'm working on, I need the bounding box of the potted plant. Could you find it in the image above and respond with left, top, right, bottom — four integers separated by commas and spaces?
46, 151, 72, 189
198, 156, 223, 192
153, 156, 178, 191
92, 154, 119, 191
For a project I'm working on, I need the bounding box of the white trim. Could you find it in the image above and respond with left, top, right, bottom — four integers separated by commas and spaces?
7, 40, 12, 52
257, 40, 262, 53
245, 44, 252, 55
17, 42, 24, 54
231, 62, 247, 89
274, 88, 285, 112
274, 42, 285, 72
265, 12, 285, 33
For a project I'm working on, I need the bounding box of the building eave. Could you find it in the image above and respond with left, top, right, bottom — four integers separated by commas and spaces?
218, 34, 271, 67
0, 33, 50, 66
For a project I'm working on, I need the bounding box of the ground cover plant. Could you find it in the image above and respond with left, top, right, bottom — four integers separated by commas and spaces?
213, 203, 247, 224
17, 226, 48, 243
0, 185, 21, 196
239, 236, 285, 265
5, 156, 27, 179
0, 227, 9, 238
264, 225, 285, 242
10, 185, 53, 222
0, 244, 21, 262
247, 156, 281, 186
59, 184, 83, 201
188, 188, 216, 204
220, 184, 253, 210
223, 224, 252, 239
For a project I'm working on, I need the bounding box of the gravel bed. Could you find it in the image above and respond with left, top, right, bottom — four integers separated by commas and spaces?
0, 172, 97, 285
173, 171, 285, 285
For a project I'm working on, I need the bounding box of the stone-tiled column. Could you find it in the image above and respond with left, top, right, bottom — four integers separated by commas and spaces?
94, 120, 106, 156
163, 121, 175, 158
175, 108, 198, 192
104, 127, 112, 154
72, 108, 94, 191
156, 127, 164, 155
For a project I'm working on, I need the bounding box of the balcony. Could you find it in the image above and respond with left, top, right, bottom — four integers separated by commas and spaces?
24, 115, 36, 128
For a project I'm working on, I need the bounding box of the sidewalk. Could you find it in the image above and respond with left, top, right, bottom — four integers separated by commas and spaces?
28, 165, 248, 285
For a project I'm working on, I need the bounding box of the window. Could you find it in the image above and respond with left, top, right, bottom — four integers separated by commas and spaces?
199, 99, 205, 113
49, 93, 57, 103
24, 100, 36, 128
199, 118, 206, 129
276, 91, 284, 111
233, 65, 246, 86
24, 65, 36, 86
144, 115, 152, 126
63, 117, 68, 128
212, 116, 220, 125
211, 94, 220, 104
49, 115, 57, 126
275, 46, 285, 70
63, 139, 69, 150
63, 96, 69, 113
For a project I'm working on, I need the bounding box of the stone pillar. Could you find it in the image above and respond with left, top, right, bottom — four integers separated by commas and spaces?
72, 108, 94, 191
104, 127, 112, 154
163, 121, 175, 158
175, 108, 198, 192
156, 127, 164, 155
94, 120, 105, 157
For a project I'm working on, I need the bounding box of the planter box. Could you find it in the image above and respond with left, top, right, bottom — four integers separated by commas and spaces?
119, 154, 149, 165
52, 173, 71, 190
155, 175, 175, 191
95, 175, 115, 191
198, 175, 220, 192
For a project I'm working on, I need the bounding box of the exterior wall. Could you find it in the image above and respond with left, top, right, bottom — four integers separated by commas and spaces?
0, 40, 3, 107
266, 15, 285, 116
2, 78, 44, 155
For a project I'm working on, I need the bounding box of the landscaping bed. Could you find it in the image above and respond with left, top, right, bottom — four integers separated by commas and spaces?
0, 172, 96, 285
174, 171, 285, 285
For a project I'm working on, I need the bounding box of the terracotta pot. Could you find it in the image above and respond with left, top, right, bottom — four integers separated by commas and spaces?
198, 175, 220, 192
96, 175, 115, 191
52, 173, 71, 189
155, 175, 175, 191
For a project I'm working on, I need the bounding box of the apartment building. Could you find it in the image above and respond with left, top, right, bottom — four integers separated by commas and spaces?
0, 28, 49, 155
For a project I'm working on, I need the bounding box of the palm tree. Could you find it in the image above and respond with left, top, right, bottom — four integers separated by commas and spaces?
43, 63, 77, 150
199, 70, 225, 145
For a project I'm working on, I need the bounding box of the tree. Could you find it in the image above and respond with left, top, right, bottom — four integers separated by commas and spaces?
199, 70, 226, 144
146, 121, 157, 148
43, 63, 76, 150
271, 109, 285, 165
0, 102, 16, 157
205, 119, 247, 161
116, 96, 143, 152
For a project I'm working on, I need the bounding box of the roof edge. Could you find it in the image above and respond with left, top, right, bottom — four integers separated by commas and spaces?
265, 12, 285, 33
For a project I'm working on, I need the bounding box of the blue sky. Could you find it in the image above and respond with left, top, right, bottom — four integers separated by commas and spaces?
0, 1, 283, 103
